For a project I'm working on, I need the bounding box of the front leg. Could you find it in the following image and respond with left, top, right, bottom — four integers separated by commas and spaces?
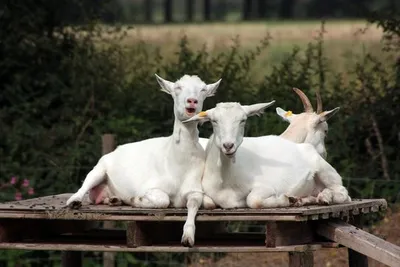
181, 191, 203, 247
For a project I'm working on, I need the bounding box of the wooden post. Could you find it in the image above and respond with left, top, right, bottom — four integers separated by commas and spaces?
347, 216, 369, 267
102, 134, 117, 267
289, 251, 314, 267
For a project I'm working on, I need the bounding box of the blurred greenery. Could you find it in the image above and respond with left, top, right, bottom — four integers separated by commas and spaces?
0, 0, 399, 266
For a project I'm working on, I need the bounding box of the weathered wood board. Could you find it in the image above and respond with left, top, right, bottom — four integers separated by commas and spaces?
0, 194, 387, 222
317, 220, 400, 267
0, 242, 322, 253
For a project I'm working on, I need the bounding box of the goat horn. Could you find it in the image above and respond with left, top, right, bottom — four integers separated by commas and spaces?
293, 88, 313, 113
316, 89, 323, 114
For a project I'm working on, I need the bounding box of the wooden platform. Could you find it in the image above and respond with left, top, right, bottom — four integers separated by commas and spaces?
0, 194, 387, 221
1, 194, 399, 267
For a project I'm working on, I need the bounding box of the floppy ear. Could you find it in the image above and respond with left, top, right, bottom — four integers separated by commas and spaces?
182, 110, 212, 125
319, 107, 340, 123
155, 74, 175, 95
242, 101, 275, 117
276, 107, 295, 122
205, 78, 222, 97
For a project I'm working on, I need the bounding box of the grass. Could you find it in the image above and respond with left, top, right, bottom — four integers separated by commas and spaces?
116, 20, 386, 73
99, 20, 391, 81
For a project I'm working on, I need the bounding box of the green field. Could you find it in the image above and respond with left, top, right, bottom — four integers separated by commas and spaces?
108, 20, 386, 77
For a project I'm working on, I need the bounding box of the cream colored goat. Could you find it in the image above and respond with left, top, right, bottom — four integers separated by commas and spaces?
186, 102, 351, 209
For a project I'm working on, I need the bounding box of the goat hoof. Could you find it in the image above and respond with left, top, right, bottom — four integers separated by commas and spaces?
318, 199, 330, 206
68, 201, 82, 210
287, 196, 302, 206
181, 236, 194, 248
109, 196, 122, 206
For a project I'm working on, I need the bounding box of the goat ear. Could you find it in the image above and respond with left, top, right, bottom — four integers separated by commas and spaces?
155, 74, 175, 95
319, 107, 340, 122
276, 107, 294, 122
205, 78, 222, 97
242, 101, 275, 117
182, 110, 211, 125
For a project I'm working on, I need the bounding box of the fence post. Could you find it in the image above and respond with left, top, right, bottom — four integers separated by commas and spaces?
102, 134, 117, 267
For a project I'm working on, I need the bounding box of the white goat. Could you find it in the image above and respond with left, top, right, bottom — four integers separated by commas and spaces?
66, 74, 222, 247
184, 102, 351, 209
275, 88, 341, 205
276, 88, 340, 159
198, 88, 339, 158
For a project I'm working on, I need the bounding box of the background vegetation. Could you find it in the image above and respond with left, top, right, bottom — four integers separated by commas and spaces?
0, 0, 399, 266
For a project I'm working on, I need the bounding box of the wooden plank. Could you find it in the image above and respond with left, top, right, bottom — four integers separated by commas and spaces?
126, 221, 152, 247
0, 242, 323, 253
265, 222, 277, 247
289, 251, 314, 267
0, 197, 387, 216
0, 212, 306, 222
317, 220, 400, 267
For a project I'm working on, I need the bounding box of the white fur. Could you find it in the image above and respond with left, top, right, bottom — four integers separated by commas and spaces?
275, 88, 340, 159
276, 89, 341, 205
185, 102, 351, 209
66, 74, 221, 247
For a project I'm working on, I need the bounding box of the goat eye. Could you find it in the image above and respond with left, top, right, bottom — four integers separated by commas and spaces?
211, 120, 217, 124
240, 119, 246, 123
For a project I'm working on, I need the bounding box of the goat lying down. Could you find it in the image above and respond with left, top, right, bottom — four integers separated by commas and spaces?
184, 102, 351, 209
275, 88, 340, 205
66, 74, 222, 247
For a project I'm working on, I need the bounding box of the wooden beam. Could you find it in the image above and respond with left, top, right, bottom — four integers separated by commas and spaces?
0, 242, 322, 253
317, 220, 400, 267
289, 251, 313, 267
126, 221, 152, 247
265, 222, 315, 247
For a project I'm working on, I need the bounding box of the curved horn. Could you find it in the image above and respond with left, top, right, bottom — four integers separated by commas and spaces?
293, 88, 313, 113
316, 89, 323, 114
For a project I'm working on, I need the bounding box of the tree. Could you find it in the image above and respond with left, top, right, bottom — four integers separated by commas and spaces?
164, 0, 173, 23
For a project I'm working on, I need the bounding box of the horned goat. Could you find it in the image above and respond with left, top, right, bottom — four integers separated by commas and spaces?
66, 74, 222, 247
276, 88, 340, 159
184, 102, 351, 209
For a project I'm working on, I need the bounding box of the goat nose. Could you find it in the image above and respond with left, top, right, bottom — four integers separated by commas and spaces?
223, 142, 234, 151
187, 98, 198, 105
